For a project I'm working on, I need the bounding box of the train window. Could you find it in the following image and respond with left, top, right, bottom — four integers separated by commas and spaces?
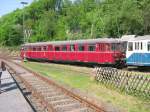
135, 42, 137, 50
49, 47, 53, 51
33, 47, 36, 51
99, 44, 105, 51
62, 45, 67, 51
138, 42, 140, 50
111, 43, 117, 51
111, 43, 123, 51
105, 44, 110, 51
70, 45, 75, 51
78, 45, 85, 51
21, 47, 24, 51
55, 46, 60, 51
128, 42, 133, 51
148, 42, 150, 51
43, 46, 47, 51
88, 44, 95, 51
24, 47, 27, 51
135, 42, 140, 50
141, 42, 143, 50
37, 47, 41, 51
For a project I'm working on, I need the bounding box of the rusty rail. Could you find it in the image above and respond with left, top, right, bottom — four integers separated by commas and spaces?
5, 61, 55, 112
3, 59, 106, 112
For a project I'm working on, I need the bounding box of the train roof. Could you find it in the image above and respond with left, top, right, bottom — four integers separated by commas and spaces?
121, 35, 150, 41
22, 38, 124, 47
133, 35, 150, 41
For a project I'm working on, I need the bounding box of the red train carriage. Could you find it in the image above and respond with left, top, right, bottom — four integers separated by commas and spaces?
20, 38, 126, 67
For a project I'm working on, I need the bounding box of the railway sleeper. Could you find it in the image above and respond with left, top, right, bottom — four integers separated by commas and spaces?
54, 103, 84, 112
41, 92, 63, 97
46, 95, 69, 102
54, 102, 80, 108
67, 107, 95, 112
32, 85, 54, 90
35, 88, 57, 93
51, 99, 77, 107
35, 85, 55, 89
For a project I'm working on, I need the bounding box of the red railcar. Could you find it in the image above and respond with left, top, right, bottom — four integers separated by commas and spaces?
20, 38, 126, 67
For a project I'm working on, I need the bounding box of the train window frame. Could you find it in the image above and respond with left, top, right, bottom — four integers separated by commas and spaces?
88, 44, 96, 51
62, 45, 67, 51
55, 46, 60, 51
78, 45, 85, 51
148, 42, 150, 51
128, 42, 133, 51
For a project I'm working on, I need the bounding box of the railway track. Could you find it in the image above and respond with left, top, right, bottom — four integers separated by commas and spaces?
3, 59, 105, 112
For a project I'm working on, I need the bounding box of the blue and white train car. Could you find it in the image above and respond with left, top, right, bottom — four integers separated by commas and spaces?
126, 35, 150, 66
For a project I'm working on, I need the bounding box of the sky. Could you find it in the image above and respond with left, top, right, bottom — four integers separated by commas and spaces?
0, 0, 34, 17
0, 0, 75, 17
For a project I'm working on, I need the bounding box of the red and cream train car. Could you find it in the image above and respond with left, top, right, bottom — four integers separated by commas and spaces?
20, 38, 126, 67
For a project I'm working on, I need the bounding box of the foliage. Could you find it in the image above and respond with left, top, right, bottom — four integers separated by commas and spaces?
0, 0, 150, 46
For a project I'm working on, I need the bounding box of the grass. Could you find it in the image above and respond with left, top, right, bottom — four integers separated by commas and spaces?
22, 61, 150, 112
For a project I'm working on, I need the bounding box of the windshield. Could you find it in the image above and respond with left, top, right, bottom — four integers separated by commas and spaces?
111, 43, 127, 52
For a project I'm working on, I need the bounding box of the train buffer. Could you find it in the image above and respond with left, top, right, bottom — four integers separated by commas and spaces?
0, 70, 33, 112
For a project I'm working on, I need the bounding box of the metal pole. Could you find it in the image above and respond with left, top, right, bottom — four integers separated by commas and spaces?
21, 2, 28, 44
23, 4, 25, 43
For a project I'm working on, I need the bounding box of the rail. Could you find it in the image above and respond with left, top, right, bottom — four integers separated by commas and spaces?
3, 59, 106, 112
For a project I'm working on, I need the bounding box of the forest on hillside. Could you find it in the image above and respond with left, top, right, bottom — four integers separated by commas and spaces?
0, 0, 150, 46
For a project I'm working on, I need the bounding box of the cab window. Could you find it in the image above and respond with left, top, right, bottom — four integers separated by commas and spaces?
128, 42, 133, 51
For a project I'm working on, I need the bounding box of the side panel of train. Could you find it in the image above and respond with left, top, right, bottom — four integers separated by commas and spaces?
126, 40, 150, 66
21, 42, 125, 65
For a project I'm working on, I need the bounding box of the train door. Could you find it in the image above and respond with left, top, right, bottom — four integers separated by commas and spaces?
77, 44, 85, 62
147, 41, 150, 65
139, 42, 143, 64
20, 46, 25, 59
134, 42, 143, 65
23, 46, 28, 59
126, 42, 134, 65
70, 44, 76, 61
87, 44, 96, 62
47, 45, 53, 60
98, 43, 106, 63
54, 46, 61, 60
